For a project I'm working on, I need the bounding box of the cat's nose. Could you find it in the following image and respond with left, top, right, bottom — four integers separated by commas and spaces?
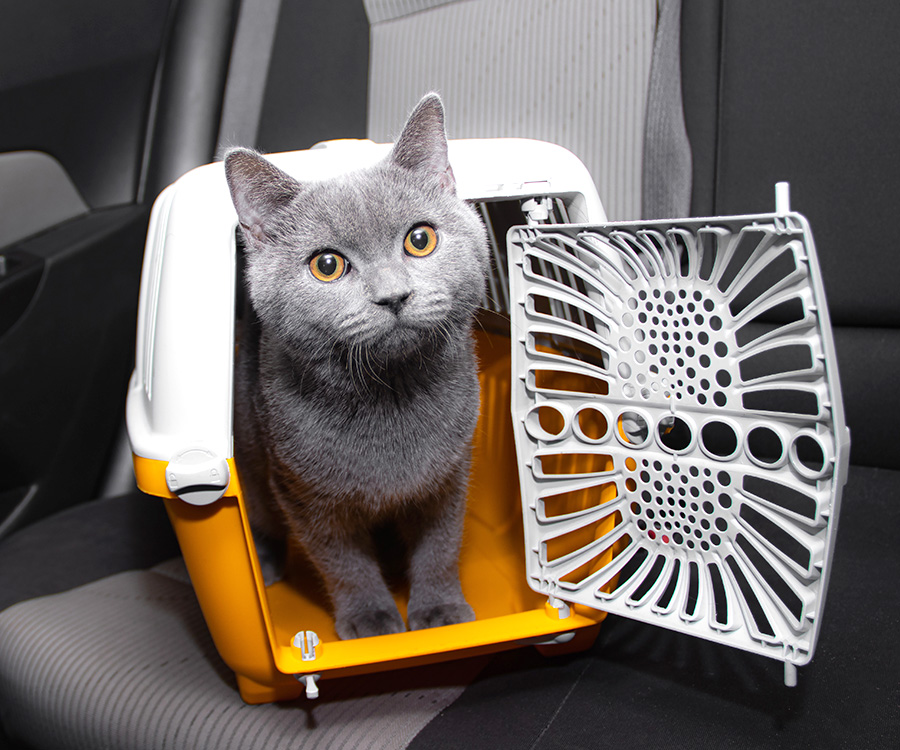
375, 290, 412, 314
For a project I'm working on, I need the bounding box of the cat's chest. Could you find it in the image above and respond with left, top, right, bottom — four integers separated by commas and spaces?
260, 359, 479, 502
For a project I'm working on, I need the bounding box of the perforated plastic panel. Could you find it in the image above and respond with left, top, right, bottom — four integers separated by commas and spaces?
509, 200, 849, 678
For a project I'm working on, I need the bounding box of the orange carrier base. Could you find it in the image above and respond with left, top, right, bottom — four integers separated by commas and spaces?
133, 329, 609, 704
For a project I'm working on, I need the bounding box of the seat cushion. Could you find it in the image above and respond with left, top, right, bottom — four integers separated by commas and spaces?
0, 558, 480, 749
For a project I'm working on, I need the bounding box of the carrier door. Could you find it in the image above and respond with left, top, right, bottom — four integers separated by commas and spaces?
508, 192, 849, 685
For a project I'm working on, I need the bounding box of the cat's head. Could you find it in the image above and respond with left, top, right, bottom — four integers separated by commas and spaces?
225, 94, 489, 363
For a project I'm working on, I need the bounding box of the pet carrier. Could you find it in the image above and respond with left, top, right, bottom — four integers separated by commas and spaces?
127, 140, 848, 702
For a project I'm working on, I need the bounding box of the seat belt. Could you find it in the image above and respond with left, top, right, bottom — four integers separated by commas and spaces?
642, 0, 693, 219
216, 0, 284, 152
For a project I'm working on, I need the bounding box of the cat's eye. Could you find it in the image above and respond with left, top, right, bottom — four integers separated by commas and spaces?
309, 252, 347, 282
404, 224, 438, 257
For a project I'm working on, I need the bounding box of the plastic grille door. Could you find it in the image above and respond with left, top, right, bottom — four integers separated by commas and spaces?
508, 205, 849, 678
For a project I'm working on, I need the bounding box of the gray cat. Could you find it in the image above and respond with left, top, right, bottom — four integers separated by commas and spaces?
224, 95, 489, 639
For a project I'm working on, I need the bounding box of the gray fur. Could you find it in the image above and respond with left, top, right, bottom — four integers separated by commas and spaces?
225, 95, 489, 639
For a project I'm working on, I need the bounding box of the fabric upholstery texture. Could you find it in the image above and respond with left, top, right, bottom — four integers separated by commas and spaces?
641, 0, 692, 219
366, 0, 657, 221
0, 559, 478, 750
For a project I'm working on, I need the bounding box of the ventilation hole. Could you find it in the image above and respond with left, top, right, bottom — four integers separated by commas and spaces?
575, 407, 609, 442
735, 534, 803, 622
717, 229, 769, 293
715, 517, 728, 532
742, 388, 820, 416
714, 342, 728, 357
728, 250, 798, 318
715, 370, 732, 387
617, 411, 650, 446
630, 554, 667, 602
734, 297, 806, 347
713, 392, 727, 407
619, 337, 632, 352
544, 511, 622, 563
698, 331, 709, 345
746, 426, 784, 465
533, 332, 610, 370
534, 369, 610, 396
561, 532, 632, 587
739, 504, 811, 570
725, 555, 775, 637
742, 476, 817, 520
656, 559, 681, 609
707, 563, 729, 624
618, 362, 632, 379
526, 404, 568, 440
698, 233, 719, 281
685, 561, 700, 616
702, 501, 715, 514
537, 453, 613, 476
541, 482, 619, 518
625, 478, 637, 492
610, 546, 650, 593
529, 295, 606, 337
628, 297, 639, 310
710, 316, 723, 331
718, 493, 732, 508
700, 421, 739, 458
792, 434, 827, 475
657, 416, 693, 452
739, 344, 813, 382
625, 457, 637, 471
718, 471, 731, 486
703, 298, 715, 312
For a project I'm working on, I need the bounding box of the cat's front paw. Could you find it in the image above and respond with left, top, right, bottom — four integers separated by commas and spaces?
407, 601, 475, 631
335, 607, 406, 640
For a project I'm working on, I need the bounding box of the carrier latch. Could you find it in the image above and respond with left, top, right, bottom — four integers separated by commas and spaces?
165, 448, 230, 506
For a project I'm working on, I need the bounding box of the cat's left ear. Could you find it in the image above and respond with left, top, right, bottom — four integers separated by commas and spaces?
224, 148, 301, 246
390, 93, 456, 192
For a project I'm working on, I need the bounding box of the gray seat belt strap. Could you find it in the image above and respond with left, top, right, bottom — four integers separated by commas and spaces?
642, 0, 693, 219
216, 0, 284, 152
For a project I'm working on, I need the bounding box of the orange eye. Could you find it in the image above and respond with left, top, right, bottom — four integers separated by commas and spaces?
404, 224, 437, 257
309, 252, 347, 282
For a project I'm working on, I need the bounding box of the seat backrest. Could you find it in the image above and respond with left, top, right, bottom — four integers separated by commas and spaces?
364, 0, 662, 222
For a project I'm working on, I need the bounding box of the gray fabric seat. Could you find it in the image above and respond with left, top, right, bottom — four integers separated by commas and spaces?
0, 558, 475, 750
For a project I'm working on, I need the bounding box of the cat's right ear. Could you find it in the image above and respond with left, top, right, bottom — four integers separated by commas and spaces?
224, 148, 300, 246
